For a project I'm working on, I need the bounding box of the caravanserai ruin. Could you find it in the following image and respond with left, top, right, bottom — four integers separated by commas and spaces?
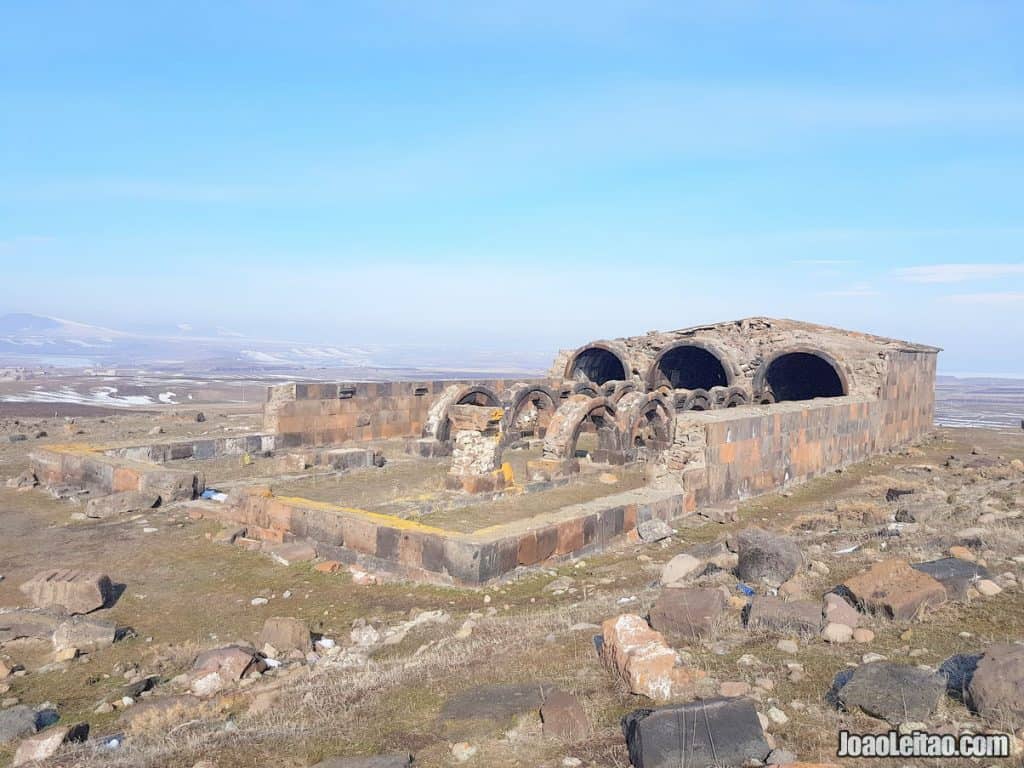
30, 317, 938, 584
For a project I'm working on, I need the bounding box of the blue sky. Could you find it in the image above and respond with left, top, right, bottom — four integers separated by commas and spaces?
2, 2, 1023, 373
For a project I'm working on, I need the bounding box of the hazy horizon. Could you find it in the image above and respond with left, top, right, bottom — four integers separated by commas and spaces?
3, 3, 1023, 375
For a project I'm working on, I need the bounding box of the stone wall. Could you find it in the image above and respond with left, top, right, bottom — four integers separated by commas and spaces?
663, 349, 937, 504
264, 379, 544, 448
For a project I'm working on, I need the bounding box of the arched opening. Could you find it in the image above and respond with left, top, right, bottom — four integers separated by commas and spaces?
648, 344, 729, 390
568, 346, 628, 386
761, 352, 846, 402
618, 392, 672, 459
426, 384, 502, 444
543, 395, 625, 466
504, 385, 559, 439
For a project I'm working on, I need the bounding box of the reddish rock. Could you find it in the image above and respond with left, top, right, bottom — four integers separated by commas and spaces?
258, 617, 311, 653
649, 587, 726, 641
315, 560, 343, 573
842, 559, 947, 621
19, 570, 113, 615
540, 689, 591, 741
601, 614, 705, 701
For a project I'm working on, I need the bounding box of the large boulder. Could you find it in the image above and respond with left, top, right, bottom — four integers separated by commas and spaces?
12, 724, 88, 767
735, 528, 803, 586
746, 596, 822, 637
822, 592, 860, 628
660, 554, 702, 585
192, 645, 265, 683
836, 662, 945, 724
52, 615, 117, 651
648, 587, 726, 642
623, 697, 770, 768
842, 559, 947, 621
84, 490, 160, 519
0, 609, 61, 643
19, 570, 114, 615
0, 706, 38, 745
601, 614, 704, 701
258, 617, 312, 654
966, 643, 1024, 728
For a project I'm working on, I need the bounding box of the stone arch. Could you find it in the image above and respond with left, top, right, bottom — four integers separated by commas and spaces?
646, 340, 734, 390
617, 392, 673, 458
422, 383, 503, 443
542, 395, 624, 464
724, 385, 749, 408
502, 383, 560, 439
673, 388, 712, 412
605, 380, 638, 403
572, 381, 601, 398
565, 342, 630, 386
753, 347, 849, 402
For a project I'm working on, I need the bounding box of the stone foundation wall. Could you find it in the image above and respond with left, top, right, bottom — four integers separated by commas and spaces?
264, 379, 546, 448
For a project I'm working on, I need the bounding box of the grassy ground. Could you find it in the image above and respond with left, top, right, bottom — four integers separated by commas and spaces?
1, 412, 1022, 767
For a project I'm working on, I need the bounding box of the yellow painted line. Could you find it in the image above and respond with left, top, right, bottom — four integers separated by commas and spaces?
272, 494, 455, 536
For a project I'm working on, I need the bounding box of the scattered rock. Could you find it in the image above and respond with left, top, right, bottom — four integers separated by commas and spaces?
84, 490, 161, 519
911, 558, 992, 600
967, 643, 1024, 727
5, 470, 38, 491
843, 559, 947, 620
821, 623, 854, 644
649, 587, 726, 642
747, 596, 822, 636
623, 697, 770, 768
637, 519, 673, 542
776, 639, 799, 655
258, 617, 311, 653
12, 723, 87, 767
541, 690, 591, 741
735, 528, 803, 587
0, 609, 61, 643
195, 412, 206, 423
600, 614, 704, 701
720, 681, 751, 697
660, 554, 702, 585
52, 615, 117, 651
836, 662, 945, 724
268, 542, 317, 566
976, 579, 1002, 596
766, 747, 798, 765
19, 570, 114, 615
0, 706, 37, 744
822, 593, 860, 628
192, 645, 264, 683
451, 742, 477, 762
852, 628, 875, 643
767, 706, 789, 725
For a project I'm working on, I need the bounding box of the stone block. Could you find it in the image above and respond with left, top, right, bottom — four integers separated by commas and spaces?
19, 570, 113, 615
843, 559, 947, 621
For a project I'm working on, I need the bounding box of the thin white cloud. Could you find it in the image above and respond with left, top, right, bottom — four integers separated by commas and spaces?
948, 292, 1024, 304
896, 263, 1024, 283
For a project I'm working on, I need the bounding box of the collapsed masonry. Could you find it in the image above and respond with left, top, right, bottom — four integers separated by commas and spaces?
30, 317, 938, 584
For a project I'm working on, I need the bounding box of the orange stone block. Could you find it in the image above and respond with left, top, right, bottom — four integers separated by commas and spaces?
112, 467, 141, 492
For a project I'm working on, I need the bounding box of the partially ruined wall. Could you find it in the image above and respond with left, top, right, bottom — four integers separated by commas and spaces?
551, 317, 937, 398
658, 349, 937, 505
264, 379, 544, 448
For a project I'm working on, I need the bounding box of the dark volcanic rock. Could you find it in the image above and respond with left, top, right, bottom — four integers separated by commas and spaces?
735, 527, 803, 586
966, 643, 1024, 728
649, 587, 726, 642
540, 689, 591, 741
623, 697, 769, 768
442, 682, 555, 722
746, 596, 822, 636
911, 557, 992, 600
836, 662, 945, 724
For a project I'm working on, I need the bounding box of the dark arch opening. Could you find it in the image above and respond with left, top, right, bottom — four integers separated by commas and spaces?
650, 345, 728, 390
569, 347, 627, 386
764, 352, 845, 401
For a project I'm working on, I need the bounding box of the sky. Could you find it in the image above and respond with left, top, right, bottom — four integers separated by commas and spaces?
1, 2, 1023, 374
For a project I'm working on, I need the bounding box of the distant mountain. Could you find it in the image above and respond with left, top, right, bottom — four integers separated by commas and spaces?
0, 313, 547, 374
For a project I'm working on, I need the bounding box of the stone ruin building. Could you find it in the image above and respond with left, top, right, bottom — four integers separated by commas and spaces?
30, 317, 938, 584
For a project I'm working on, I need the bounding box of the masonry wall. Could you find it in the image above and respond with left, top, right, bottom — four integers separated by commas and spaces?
264, 379, 546, 448
675, 350, 937, 505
